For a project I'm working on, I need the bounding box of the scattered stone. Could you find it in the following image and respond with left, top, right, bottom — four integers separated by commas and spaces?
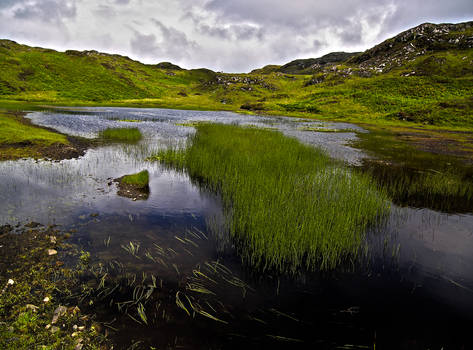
49, 236, 57, 244
75, 341, 84, 350
51, 305, 67, 324
48, 249, 58, 256
26, 304, 39, 312
43, 296, 50, 303
25, 221, 42, 228
0, 224, 13, 234
7, 279, 14, 285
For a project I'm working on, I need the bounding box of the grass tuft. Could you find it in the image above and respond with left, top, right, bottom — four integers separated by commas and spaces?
152, 124, 390, 272
121, 170, 149, 188
99, 127, 142, 142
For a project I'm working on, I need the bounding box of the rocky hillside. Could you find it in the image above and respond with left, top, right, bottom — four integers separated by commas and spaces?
348, 21, 473, 73
0, 21, 472, 128
253, 21, 473, 77
276, 52, 360, 74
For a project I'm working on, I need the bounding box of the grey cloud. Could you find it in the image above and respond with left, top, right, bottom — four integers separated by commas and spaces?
0, 0, 18, 9
13, 0, 77, 23
382, 0, 473, 35
199, 23, 264, 41
94, 5, 116, 18
115, 0, 130, 4
130, 20, 198, 62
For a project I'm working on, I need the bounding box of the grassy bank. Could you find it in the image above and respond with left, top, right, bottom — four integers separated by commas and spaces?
0, 111, 72, 160
152, 124, 390, 271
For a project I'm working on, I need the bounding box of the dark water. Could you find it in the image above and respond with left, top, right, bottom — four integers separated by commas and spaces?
1, 107, 472, 349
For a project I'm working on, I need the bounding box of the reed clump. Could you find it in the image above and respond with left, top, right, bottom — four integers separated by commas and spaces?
99, 127, 142, 142
152, 124, 390, 272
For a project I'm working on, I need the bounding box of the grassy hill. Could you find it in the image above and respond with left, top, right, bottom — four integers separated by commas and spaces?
1, 21, 472, 129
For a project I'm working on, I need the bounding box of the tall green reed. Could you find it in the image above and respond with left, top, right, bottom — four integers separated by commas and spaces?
153, 124, 390, 272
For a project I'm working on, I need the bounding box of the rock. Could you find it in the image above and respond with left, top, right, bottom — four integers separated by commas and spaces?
25, 221, 42, 228
49, 236, 57, 244
26, 304, 39, 312
51, 305, 67, 324
7, 279, 14, 285
0, 224, 13, 235
48, 249, 58, 256
43, 296, 50, 303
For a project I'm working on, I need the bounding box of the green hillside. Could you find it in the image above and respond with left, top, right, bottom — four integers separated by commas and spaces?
1, 21, 472, 129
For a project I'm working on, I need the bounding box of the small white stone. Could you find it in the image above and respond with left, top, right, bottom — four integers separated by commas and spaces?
43, 296, 50, 303
48, 249, 57, 256
7, 279, 14, 285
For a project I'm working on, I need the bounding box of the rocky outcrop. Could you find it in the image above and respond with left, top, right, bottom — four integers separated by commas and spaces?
348, 21, 473, 73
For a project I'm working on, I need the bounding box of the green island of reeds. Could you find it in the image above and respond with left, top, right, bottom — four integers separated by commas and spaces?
121, 170, 149, 188
99, 127, 142, 142
152, 124, 390, 272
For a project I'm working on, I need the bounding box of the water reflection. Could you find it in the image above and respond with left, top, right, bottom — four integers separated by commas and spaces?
0, 107, 472, 349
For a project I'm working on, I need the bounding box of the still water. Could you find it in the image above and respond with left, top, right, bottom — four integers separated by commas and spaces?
1, 107, 472, 349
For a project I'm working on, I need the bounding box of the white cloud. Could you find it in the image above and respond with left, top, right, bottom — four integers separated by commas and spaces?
0, 0, 471, 72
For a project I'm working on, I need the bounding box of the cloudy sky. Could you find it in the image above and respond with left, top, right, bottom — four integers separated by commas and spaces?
1, 0, 472, 72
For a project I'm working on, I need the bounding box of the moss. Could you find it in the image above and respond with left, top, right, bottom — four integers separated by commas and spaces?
0, 225, 108, 349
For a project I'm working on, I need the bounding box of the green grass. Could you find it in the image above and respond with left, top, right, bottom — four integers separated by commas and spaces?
0, 39, 472, 130
0, 111, 69, 160
121, 170, 149, 188
0, 113, 67, 146
99, 127, 142, 142
152, 124, 390, 272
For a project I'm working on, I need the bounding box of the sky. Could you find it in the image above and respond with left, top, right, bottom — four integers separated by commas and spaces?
0, 0, 472, 72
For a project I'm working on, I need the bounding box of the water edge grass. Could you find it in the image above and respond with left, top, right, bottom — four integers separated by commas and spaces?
99, 127, 142, 142
151, 124, 390, 272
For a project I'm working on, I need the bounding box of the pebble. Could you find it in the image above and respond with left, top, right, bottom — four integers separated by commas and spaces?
48, 249, 58, 256
43, 296, 50, 303
26, 304, 39, 312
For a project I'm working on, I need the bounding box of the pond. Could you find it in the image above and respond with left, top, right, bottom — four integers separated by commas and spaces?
1, 107, 472, 349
